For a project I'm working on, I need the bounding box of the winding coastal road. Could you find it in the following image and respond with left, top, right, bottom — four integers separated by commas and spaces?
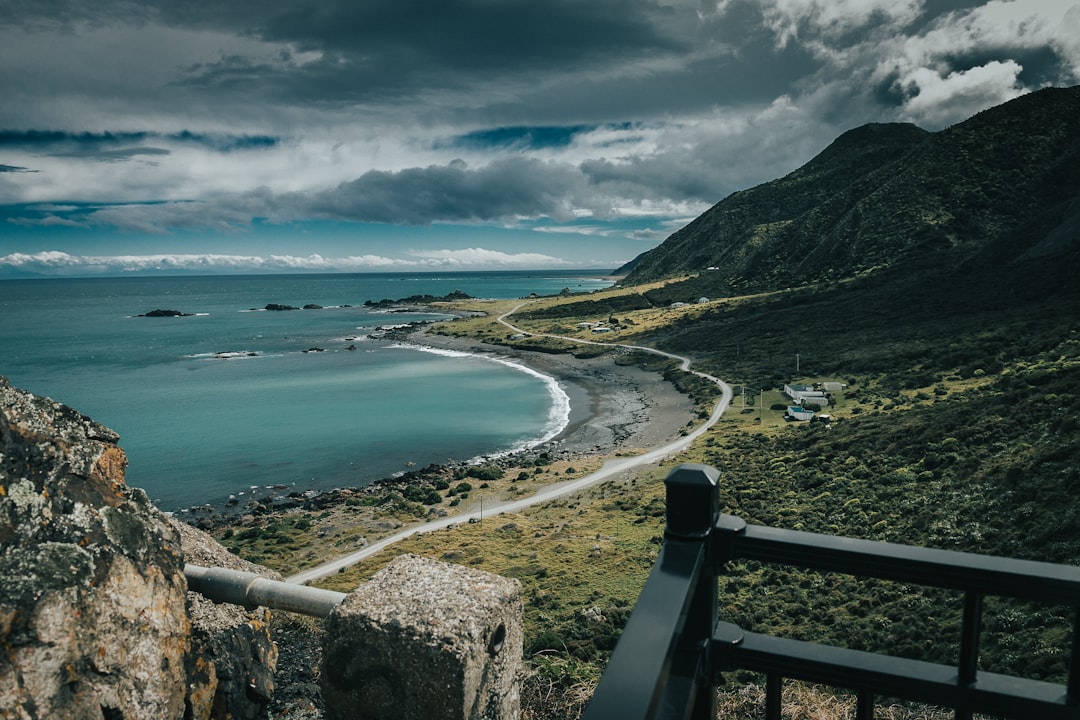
286, 305, 731, 585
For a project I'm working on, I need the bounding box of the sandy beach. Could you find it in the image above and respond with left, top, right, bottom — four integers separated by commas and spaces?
176, 323, 698, 530
405, 326, 698, 458
284, 326, 731, 583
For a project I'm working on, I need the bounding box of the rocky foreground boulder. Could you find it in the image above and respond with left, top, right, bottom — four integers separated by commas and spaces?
0, 377, 278, 719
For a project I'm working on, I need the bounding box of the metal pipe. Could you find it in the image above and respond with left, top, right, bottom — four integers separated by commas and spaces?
184, 564, 347, 618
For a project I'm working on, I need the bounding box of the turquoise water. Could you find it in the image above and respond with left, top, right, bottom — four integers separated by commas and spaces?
0, 272, 612, 509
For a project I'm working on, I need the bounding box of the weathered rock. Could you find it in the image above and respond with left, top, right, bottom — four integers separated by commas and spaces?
0, 377, 190, 719
0, 377, 278, 720
138, 309, 194, 317
173, 521, 280, 720
321, 554, 523, 720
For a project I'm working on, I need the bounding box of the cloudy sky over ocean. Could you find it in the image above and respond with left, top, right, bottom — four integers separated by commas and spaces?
1, 0, 1078, 276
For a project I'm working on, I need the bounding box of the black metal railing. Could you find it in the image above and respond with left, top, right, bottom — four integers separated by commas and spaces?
582, 463, 1080, 720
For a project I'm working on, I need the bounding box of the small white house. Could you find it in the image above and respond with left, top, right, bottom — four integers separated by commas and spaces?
784, 383, 829, 407
592, 326, 612, 334
822, 381, 848, 392
786, 406, 815, 422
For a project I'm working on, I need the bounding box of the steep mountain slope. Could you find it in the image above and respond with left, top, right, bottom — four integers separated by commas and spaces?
619, 86, 1080, 292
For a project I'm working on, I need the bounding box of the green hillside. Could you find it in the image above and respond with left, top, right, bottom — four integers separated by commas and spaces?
306, 88, 1080, 718
619, 86, 1080, 294
514, 87, 1080, 712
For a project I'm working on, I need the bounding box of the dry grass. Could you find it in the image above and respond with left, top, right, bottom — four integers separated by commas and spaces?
522, 673, 987, 720
715, 681, 973, 719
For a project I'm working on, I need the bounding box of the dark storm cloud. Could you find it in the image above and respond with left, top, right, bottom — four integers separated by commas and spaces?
69, 0, 683, 110
250, 0, 680, 72
0, 164, 36, 173
1, 0, 1076, 244
306, 157, 587, 225
6, 0, 715, 121
52, 146, 172, 163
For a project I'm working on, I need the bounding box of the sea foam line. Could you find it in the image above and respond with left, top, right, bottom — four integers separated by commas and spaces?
389, 342, 571, 458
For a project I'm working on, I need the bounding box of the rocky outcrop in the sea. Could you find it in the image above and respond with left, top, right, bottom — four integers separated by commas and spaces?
0, 377, 277, 719
139, 308, 194, 317
363, 289, 473, 308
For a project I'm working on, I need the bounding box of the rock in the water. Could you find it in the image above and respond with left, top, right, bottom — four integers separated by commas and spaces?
138, 309, 193, 317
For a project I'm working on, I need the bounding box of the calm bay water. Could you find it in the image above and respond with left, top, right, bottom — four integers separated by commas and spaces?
0, 271, 612, 509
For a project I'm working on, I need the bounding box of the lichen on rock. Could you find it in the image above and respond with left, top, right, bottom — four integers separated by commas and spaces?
0, 377, 278, 719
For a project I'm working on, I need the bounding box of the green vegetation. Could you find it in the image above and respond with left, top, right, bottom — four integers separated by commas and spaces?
394, 241, 1078, 716
620, 87, 1080, 293
314, 470, 671, 719
232, 89, 1080, 718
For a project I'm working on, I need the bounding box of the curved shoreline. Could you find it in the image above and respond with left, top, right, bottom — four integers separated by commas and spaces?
286, 322, 732, 585
399, 327, 698, 455
389, 340, 573, 455
176, 325, 696, 529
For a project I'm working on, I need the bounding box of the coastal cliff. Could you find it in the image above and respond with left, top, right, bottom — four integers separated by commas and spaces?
0, 377, 278, 719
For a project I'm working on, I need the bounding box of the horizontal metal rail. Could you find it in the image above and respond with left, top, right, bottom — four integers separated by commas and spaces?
714, 622, 1076, 720
719, 515, 1080, 605
185, 564, 346, 618
582, 463, 1080, 720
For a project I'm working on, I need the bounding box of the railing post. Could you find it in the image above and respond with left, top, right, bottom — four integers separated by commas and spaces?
766, 674, 782, 720
958, 590, 983, 686
1069, 606, 1080, 704
664, 463, 720, 720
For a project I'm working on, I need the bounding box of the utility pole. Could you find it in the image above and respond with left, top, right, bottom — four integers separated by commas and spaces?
796, 353, 801, 374
759, 388, 763, 423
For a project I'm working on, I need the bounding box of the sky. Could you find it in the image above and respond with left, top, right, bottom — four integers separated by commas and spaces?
1, 0, 1078, 277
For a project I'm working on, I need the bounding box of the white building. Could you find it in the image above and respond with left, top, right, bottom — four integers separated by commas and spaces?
785, 406, 815, 421
783, 383, 831, 406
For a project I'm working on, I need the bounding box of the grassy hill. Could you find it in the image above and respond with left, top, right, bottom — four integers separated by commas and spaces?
306, 246, 1077, 717
618, 86, 1080, 295
294, 89, 1080, 718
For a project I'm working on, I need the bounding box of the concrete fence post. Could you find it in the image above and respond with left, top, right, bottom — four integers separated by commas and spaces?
321, 554, 524, 720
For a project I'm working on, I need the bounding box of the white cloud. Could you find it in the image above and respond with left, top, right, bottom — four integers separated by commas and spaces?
407, 247, 568, 267
1054, 4, 1080, 78
1, 0, 1077, 273
898, 61, 1026, 126
760, 0, 924, 47
873, 1, 1075, 125
0, 247, 573, 276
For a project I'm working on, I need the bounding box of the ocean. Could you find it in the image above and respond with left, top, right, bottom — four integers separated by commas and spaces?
0, 271, 613, 510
